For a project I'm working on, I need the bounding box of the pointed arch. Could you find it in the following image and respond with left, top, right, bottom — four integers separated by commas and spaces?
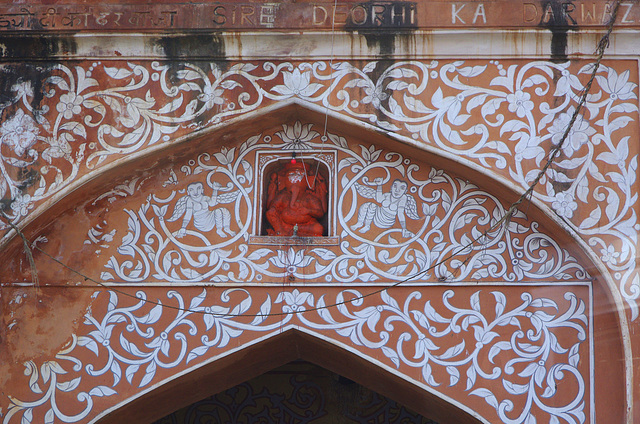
0, 100, 629, 424
92, 328, 488, 424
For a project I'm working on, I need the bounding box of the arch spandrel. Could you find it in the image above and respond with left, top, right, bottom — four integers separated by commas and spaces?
0, 106, 625, 424
1, 114, 591, 286
2, 285, 597, 424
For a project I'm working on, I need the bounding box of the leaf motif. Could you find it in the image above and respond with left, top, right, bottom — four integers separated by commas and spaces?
316, 296, 337, 324
219, 324, 243, 347
542, 385, 556, 398
89, 385, 118, 397
422, 363, 438, 386
424, 301, 449, 324
466, 366, 476, 390
504, 380, 529, 395
381, 346, 400, 368
466, 94, 489, 113
178, 82, 202, 92
139, 361, 156, 387
530, 298, 558, 309
492, 291, 506, 317
44, 409, 55, 424
458, 65, 486, 77
482, 331, 499, 345
204, 313, 215, 331
481, 98, 504, 119
21, 408, 33, 424
187, 345, 209, 364
161, 339, 170, 357
509, 316, 521, 328
362, 62, 377, 73
231, 296, 252, 316
411, 310, 430, 330
605, 190, 620, 221
126, 364, 140, 384
120, 333, 133, 354
60, 122, 87, 138
220, 80, 241, 90
250, 295, 272, 325
440, 340, 465, 360
176, 69, 201, 81
139, 302, 163, 324
568, 343, 580, 367
232, 63, 258, 73
108, 291, 118, 311
518, 362, 539, 378
609, 116, 634, 132
470, 291, 481, 312
312, 248, 337, 261
248, 248, 272, 261
119, 125, 146, 146
488, 341, 512, 363
47, 75, 70, 91
56, 376, 81, 392
40, 363, 50, 385
111, 360, 122, 386
446, 366, 460, 386
470, 388, 499, 410
104, 67, 133, 79
190, 289, 207, 309
441, 190, 452, 212
381, 290, 400, 310
47, 361, 67, 375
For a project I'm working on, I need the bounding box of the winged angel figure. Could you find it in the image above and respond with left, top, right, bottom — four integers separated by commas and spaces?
167, 182, 238, 238
351, 178, 421, 238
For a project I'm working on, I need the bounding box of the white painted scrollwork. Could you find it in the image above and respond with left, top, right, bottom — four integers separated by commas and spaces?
2, 336, 116, 424
0, 60, 636, 314
101, 123, 587, 284
5, 288, 590, 424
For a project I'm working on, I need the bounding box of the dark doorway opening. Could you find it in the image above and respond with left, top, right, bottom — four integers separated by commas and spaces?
153, 361, 439, 424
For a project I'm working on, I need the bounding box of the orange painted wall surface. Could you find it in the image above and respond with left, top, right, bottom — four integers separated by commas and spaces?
0, 2, 639, 424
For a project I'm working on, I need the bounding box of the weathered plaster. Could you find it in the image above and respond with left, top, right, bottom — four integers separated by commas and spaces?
1, 2, 639, 423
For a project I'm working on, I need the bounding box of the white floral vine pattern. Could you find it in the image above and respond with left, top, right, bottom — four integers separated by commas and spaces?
4, 288, 590, 424
2, 335, 117, 424
0, 60, 637, 317
100, 125, 588, 285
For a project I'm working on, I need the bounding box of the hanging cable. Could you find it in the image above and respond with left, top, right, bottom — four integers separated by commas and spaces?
301, 0, 339, 191
4, 0, 620, 320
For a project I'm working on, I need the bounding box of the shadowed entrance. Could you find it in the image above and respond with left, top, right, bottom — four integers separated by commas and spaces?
95, 330, 483, 424
153, 361, 440, 424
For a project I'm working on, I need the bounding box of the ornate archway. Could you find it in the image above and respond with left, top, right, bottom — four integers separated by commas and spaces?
1, 103, 627, 424
95, 329, 484, 424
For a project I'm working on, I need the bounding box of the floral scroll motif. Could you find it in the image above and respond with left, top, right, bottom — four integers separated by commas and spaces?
2, 336, 116, 424
101, 125, 588, 285
4, 288, 590, 424
0, 59, 637, 316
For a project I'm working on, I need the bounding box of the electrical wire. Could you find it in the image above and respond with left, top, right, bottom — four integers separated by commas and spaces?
301, 0, 339, 191
6, 0, 621, 320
